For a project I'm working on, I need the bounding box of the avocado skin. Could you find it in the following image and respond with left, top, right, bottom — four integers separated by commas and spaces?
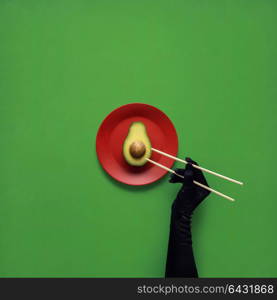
123, 122, 152, 166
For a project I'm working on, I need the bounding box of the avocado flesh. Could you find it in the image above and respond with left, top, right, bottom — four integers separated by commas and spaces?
123, 122, 152, 166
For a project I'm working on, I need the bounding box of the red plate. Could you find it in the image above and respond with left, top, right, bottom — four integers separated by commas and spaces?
96, 103, 178, 185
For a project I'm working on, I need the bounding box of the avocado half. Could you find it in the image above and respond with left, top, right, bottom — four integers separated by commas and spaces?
122, 122, 152, 166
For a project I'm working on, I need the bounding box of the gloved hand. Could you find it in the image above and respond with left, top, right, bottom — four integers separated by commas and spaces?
169, 157, 210, 216
165, 157, 210, 278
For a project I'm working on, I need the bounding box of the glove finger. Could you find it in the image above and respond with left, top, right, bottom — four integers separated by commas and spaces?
182, 163, 194, 187
186, 157, 197, 165
186, 157, 209, 187
169, 168, 185, 183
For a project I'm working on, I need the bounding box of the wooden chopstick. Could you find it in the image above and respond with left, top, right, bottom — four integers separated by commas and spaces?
146, 158, 235, 202
151, 148, 243, 186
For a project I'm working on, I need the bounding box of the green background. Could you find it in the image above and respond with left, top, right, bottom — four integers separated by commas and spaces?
0, 0, 276, 277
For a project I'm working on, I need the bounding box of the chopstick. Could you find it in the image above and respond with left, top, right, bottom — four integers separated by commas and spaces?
146, 158, 235, 202
151, 148, 243, 186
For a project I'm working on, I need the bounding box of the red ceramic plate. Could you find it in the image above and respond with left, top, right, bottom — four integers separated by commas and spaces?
96, 103, 178, 185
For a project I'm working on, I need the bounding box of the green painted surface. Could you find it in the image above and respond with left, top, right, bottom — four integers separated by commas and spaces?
0, 0, 276, 277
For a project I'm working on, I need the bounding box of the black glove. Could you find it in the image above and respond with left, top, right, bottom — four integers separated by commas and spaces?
170, 157, 210, 216
165, 157, 210, 278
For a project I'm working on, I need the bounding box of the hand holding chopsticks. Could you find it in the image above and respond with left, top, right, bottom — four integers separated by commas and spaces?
147, 149, 243, 202
146, 158, 235, 202
152, 148, 243, 186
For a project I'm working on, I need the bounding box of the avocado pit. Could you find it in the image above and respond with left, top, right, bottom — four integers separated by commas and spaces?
129, 141, 146, 159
